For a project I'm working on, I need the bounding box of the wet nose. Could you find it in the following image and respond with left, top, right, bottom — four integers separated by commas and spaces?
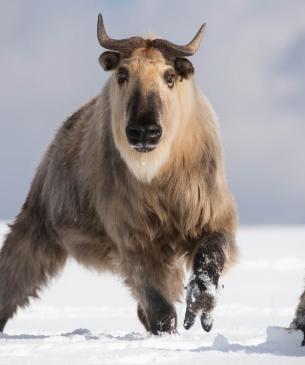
125, 124, 162, 145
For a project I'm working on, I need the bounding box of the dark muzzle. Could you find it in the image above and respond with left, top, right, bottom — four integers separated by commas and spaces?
126, 124, 162, 152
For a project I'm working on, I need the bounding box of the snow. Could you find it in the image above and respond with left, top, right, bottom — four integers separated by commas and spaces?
0, 222, 305, 364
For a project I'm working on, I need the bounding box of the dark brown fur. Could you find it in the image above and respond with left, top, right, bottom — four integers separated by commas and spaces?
0, 47, 237, 334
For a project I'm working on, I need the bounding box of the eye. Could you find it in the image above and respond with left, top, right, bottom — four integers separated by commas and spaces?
117, 68, 128, 85
165, 71, 175, 88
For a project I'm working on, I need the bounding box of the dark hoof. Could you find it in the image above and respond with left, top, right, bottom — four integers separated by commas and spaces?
183, 311, 196, 330
0, 318, 8, 333
149, 307, 177, 335
200, 313, 213, 332
144, 287, 177, 335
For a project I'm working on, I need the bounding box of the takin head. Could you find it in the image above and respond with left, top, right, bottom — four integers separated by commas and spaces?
97, 14, 206, 182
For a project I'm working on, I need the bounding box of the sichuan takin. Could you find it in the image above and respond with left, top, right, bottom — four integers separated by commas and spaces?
0, 14, 237, 335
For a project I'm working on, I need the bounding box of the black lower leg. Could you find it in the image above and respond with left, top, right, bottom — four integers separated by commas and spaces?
144, 287, 177, 335
0, 318, 8, 333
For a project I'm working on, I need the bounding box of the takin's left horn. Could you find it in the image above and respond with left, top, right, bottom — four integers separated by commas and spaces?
151, 23, 206, 58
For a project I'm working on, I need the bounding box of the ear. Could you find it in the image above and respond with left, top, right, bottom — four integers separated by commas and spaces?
99, 51, 120, 71
174, 58, 195, 80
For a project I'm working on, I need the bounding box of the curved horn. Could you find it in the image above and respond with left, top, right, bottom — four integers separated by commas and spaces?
97, 13, 146, 54
152, 23, 206, 58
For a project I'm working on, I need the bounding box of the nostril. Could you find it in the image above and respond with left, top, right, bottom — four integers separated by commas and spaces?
126, 126, 143, 141
126, 125, 162, 145
146, 125, 162, 139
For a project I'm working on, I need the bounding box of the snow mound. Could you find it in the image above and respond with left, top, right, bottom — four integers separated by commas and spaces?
211, 326, 305, 356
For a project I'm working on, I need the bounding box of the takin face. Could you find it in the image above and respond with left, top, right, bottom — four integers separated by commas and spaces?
97, 14, 205, 182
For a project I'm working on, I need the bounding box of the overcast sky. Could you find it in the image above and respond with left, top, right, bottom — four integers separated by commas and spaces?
0, 0, 304, 224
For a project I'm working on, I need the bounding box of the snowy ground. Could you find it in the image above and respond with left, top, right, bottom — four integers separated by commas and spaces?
0, 222, 305, 364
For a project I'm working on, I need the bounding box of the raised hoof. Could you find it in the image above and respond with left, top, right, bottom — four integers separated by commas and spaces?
183, 311, 196, 330
200, 313, 213, 332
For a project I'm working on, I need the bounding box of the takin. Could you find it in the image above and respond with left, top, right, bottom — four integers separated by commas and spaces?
0, 14, 238, 335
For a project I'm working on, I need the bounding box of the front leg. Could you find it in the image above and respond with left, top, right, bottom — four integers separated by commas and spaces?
140, 287, 177, 335
122, 246, 182, 335
184, 231, 233, 331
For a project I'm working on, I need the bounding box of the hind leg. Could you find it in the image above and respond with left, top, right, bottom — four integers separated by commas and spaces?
291, 288, 305, 345
0, 219, 67, 332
